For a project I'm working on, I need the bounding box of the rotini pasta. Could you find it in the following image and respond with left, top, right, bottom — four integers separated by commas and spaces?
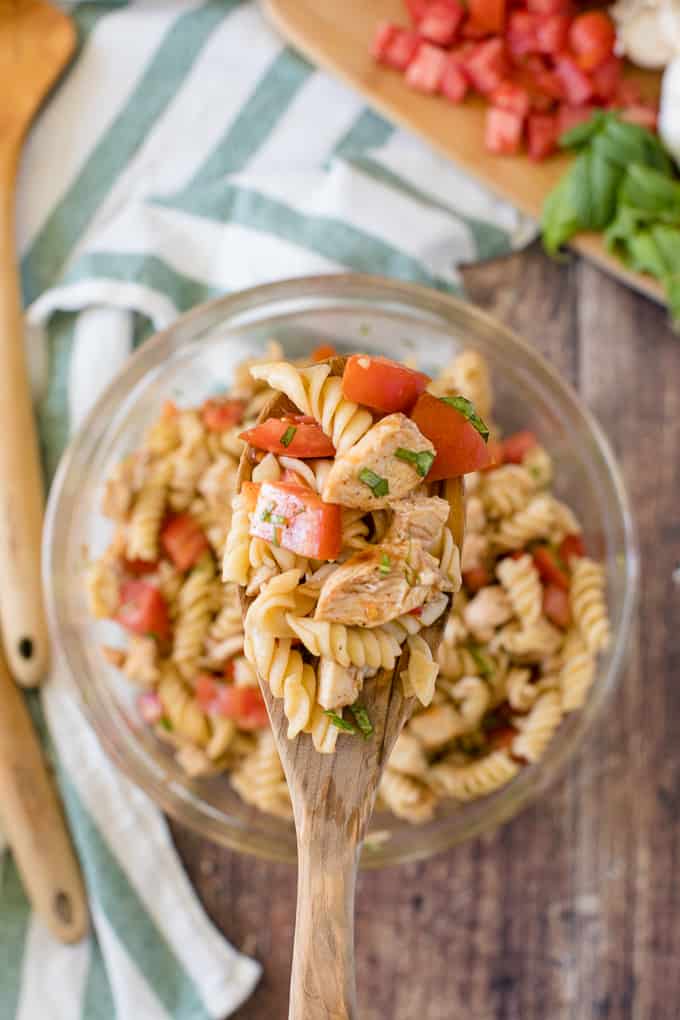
570, 557, 610, 653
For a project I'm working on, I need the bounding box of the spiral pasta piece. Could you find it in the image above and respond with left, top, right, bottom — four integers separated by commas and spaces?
570, 557, 610, 653
401, 635, 439, 707
286, 615, 402, 672
126, 460, 170, 561
491, 494, 556, 551
284, 662, 318, 739
231, 730, 292, 819
482, 465, 536, 518
430, 750, 519, 801
173, 554, 218, 678
512, 690, 562, 763
433, 527, 462, 591
250, 362, 373, 452
379, 769, 436, 823
157, 668, 210, 746
496, 553, 543, 625
222, 493, 251, 585
559, 628, 596, 712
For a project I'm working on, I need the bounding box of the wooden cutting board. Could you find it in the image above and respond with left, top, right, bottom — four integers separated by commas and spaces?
265, 0, 665, 305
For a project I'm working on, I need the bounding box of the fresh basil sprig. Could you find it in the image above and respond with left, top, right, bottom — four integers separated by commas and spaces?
441, 395, 489, 442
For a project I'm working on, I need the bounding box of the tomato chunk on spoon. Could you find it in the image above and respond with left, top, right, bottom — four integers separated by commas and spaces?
249, 481, 342, 561
342, 354, 430, 413
240, 415, 335, 458
410, 392, 491, 480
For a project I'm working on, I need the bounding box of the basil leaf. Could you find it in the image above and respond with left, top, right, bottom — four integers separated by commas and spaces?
324, 710, 359, 734
559, 110, 608, 151
588, 149, 620, 230
358, 467, 389, 498
619, 164, 680, 222
664, 275, 680, 330
280, 425, 296, 448
542, 170, 585, 255
350, 703, 374, 740
394, 447, 435, 477
441, 395, 489, 442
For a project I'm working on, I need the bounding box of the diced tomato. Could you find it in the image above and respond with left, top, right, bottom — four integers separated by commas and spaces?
533, 545, 569, 590
557, 103, 596, 136
619, 104, 658, 131
371, 21, 397, 62
241, 481, 261, 512
161, 513, 209, 571
526, 0, 571, 14
196, 675, 269, 730
491, 81, 530, 118
123, 557, 159, 576
558, 533, 586, 563
554, 56, 594, 106
614, 79, 642, 107
342, 354, 430, 413
543, 583, 572, 629
419, 1, 465, 45
487, 724, 518, 750
480, 437, 504, 471
201, 397, 245, 432
250, 481, 342, 560
410, 392, 492, 480
448, 42, 477, 66
405, 0, 431, 22
532, 68, 565, 103
464, 38, 509, 94
405, 42, 448, 93
590, 54, 622, 102
506, 12, 538, 57
485, 107, 524, 154
241, 415, 335, 458
463, 564, 493, 593
501, 429, 538, 463
569, 11, 616, 72
383, 27, 421, 70
440, 57, 469, 102
311, 343, 337, 362
460, 17, 491, 39
118, 581, 170, 641
534, 13, 570, 55
468, 0, 506, 33
527, 112, 558, 160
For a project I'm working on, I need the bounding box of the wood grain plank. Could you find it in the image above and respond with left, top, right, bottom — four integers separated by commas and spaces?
170, 254, 680, 1020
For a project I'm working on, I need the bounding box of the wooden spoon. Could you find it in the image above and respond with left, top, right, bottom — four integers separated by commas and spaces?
0, 642, 88, 942
237, 358, 465, 1019
0, 0, 76, 685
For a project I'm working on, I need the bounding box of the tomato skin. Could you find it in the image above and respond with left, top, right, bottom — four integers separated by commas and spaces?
464, 38, 509, 95
463, 564, 493, 593
569, 11, 616, 72
533, 545, 570, 590
491, 81, 531, 118
558, 533, 586, 563
381, 26, 421, 70
201, 398, 245, 432
441, 57, 469, 102
420, 1, 466, 46
590, 54, 622, 101
161, 513, 209, 571
196, 675, 269, 729
501, 429, 538, 463
250, 481, 342, 560
534, 13, 570, 55
123, 557, 159, 576
310, 343, 337, 362
485, 107, 524, 154
342, 355, 430, 413
411, 392, 491, 479
118, 581, 170, 641
468, 0, 506, 34
543, 583, 572, 628
480, 437, 504, 471
240, 416, 336, 458
405, 0, 431, 21
554, 56, 594, 106
405, 42, 448, 93
527, 112, 558, 160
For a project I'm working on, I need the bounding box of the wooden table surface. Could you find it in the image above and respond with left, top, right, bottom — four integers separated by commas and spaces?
171, 244, 680, 1020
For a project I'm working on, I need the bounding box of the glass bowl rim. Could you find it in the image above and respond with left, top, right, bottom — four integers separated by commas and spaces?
43, 272, 639, 866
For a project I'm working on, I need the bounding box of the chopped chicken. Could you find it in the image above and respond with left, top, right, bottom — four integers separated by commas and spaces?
408, 702, 468, 750
317, 658, 363, 710
463, 585, 514, 642
315, 542, 441, 627
390, 731, 429, 777
386, 494, 450, 548
322, 414, 435, 510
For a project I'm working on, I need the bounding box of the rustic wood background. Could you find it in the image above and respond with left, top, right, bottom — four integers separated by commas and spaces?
171, 244, 680, 1020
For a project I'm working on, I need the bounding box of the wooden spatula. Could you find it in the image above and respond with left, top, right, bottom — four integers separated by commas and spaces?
0, 0, 76, 686
238, 359, 465, 1018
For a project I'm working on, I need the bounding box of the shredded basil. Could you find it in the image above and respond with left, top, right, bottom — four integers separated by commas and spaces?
324, 710, 359, 734
358, 467, 389, 498
468, 643, 494, 678
394, 447, 435, 477
280, 425, 296, 448
270, 514, 287, 526
159, 718, 173, 732
350, 703, 374, 740
379, 552, 391, 575
441, 396, 490, 442
261, 502, 276, 523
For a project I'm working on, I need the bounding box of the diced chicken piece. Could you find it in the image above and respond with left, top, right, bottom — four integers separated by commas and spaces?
463, 585, 514, 642
322, 414, 435, 510
317, 658, 363, 710
460, 532, 489, 573
408, 703, 467, 750
389, 731, 429, 778
386, 495, 450, 548
315, 542, 442, 627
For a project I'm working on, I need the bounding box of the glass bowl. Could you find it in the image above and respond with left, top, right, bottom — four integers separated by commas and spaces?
43, 274, 638, 867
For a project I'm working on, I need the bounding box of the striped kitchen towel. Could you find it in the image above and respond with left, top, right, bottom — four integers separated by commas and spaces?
2, 1, 535, 1018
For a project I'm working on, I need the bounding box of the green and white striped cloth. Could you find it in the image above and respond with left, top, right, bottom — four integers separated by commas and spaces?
2, 2, 535, 1017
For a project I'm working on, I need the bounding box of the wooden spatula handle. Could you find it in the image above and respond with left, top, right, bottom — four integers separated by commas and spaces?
0, 148, 50, 686
0, 645, 88, 942
289, 825, 358, 1020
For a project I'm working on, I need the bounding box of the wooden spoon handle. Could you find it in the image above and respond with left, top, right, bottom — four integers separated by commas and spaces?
0, 645, 88, 942
289, 830, 359, 1020
0, 150, 49, 686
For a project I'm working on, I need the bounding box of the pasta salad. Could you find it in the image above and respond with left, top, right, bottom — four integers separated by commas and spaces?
86, 344, 610, 824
